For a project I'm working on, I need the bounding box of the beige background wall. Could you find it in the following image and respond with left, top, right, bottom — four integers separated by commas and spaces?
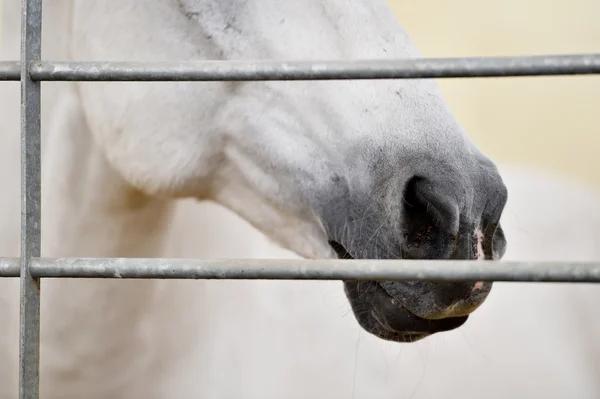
2, 1, 599, 190
389, 0, 600, 190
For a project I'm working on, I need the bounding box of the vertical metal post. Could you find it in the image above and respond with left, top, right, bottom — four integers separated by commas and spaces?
19, 0, 43, 398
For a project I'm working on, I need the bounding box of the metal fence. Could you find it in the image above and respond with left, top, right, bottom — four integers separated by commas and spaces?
0, 0, 600, 398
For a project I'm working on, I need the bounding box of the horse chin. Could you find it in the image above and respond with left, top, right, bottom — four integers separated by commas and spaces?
343, 280, 469, 343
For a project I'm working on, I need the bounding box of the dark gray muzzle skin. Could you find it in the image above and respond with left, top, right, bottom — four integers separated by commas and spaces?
312, 150, 508, 343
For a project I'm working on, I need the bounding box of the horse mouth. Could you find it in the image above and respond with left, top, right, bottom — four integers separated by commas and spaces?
344, 279, 469, 343
329, 240, 469, 343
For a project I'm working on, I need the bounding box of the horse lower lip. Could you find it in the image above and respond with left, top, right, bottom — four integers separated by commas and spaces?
378, 288, 466, 322
370, 310, 399, 334
370, 310, 431, 340
371, 309, 386, 327
399, 332, 429, 341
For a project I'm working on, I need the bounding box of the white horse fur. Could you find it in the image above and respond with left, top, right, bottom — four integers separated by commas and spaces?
1, 0, 599, 397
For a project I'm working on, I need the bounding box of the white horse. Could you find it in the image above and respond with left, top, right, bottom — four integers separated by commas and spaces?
0, 0, 592, 397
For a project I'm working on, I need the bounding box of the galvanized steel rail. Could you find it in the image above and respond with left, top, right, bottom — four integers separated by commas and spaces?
2, 0, 600, 398
1, 54, 600, 81
1, 258, 600, 282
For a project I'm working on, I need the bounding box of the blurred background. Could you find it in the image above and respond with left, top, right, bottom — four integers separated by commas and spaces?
388, 0, 600, 190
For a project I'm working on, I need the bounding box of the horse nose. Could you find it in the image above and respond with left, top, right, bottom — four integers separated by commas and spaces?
385, 164, 508, 320
400, 161, 508, 261
400, 175, 462, 260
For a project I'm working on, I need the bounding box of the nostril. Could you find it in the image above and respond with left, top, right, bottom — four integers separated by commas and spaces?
404, 177, 460, 233
490, 224, 507, 260
401, 176, 460, 259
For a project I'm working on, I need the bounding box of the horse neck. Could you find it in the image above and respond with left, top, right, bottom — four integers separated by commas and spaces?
26, 42, 203, 392
36, 0, 416, 59
179, 0, 418, 60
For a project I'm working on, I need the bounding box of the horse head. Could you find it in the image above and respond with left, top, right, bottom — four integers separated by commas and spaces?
70, 0, 508, 342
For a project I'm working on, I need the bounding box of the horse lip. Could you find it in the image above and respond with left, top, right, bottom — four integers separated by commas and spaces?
370, 309, 431, 342
369, 290, 416, 329
330, 240, 468, 327
370, 309, 392, 330
378, 280, 488, 320
377, 281, 409, 309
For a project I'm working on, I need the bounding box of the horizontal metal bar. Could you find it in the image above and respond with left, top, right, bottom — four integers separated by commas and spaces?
1, 258, 600, 282
1, 54, 600, 82
0, 61, 21, 80
0, 258, 20, 277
